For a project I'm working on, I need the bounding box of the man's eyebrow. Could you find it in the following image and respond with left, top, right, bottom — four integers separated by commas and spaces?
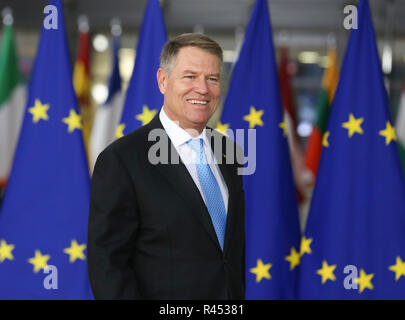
181, 70, 220, 78
182, 70, 197, 74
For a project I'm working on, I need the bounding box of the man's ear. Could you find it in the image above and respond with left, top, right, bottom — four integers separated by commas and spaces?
157, 68, 167, 94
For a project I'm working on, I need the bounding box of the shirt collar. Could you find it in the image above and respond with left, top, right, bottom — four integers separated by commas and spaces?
159, 106, 210, 148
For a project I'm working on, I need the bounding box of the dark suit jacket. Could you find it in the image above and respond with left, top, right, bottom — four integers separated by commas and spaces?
88, 115, 245, 299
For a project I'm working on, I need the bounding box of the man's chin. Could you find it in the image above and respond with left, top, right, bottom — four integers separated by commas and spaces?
181, 118, 209, 134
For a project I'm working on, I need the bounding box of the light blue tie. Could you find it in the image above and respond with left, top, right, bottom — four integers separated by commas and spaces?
187, 138, 227, 251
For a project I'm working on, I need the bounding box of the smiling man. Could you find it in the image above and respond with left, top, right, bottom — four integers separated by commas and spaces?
88, 34, 245, 300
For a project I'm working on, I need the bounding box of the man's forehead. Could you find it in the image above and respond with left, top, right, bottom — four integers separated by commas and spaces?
173, 46, 221, 69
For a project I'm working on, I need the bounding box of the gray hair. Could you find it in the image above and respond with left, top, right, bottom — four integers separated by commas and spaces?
160, 33, 223, 74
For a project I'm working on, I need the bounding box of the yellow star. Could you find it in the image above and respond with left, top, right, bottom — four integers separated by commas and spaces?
28, 250, 50, 273
355, 269, 374, 293
342, 113, 364, 138
285, 247, 301, 270
279, 120, 288, 137
300, 236, 313, 256
63, 239, 86, 263
388, 256, 405, 281
249, 258, 272, 283
322, 131, 330, 147
62, 109, 82, 133
28, 99, 50, 123
379, 121, 397, 146
0, 239, 15, 262
215, 121, 230, 136
115, 123, 125, 139
243, 106, 264, 129
136, 105, 157, 126
316, 260, 337, 284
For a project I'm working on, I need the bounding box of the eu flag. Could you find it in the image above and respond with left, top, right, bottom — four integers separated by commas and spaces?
0, 0, 92, 299
220, 0, 301, 299
298, 0, 405, 299
117, 0, 167, 136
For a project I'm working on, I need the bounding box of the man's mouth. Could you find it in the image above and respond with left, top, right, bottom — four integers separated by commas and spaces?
187, 99, 208, 105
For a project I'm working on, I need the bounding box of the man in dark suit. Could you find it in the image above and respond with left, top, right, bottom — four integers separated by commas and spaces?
88, 33, 245, 300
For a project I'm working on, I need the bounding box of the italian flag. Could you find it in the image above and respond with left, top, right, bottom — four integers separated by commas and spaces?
0, 24, 26, 188
304, 48, 339, 180
397, 80, 405, 178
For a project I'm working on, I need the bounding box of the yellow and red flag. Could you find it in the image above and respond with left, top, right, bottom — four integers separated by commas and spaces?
73, 16, 92, 158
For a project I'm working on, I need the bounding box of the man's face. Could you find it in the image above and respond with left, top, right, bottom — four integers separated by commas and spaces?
157, 46, 221, 132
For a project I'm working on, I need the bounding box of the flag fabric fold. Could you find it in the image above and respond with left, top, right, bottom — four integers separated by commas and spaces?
396, 80, 405, 178
0, 0, 93, 299
298, 0, 405, 299
118, 0, 167, 136
219, 0, 301, 299
89, 33, 124, 172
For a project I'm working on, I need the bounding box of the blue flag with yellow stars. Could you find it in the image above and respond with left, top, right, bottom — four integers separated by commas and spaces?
0, 0, 92, 299
117, 0, 167, 137
298, 0, 405, 299
219, 0, 301, 299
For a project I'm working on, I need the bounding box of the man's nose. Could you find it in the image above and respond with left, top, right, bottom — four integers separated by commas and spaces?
194, 77, 209, 94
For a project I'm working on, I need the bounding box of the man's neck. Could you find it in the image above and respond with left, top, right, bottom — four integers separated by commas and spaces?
163, 106, 205, 137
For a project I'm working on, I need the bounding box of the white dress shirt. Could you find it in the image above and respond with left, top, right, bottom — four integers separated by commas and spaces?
159, 107, 229, 213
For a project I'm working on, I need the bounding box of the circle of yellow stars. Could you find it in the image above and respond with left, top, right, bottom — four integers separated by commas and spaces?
0, 238, 87, 273
28, 98, 83, 134
248, 234, 405, 294
215, 110, 397, 151
249, 236, 313, 283
115, 105, 157, 139
339, 113, 396, 146
114, 106, 397, 149
312, 248, 405, 293
215, 105, 289, 137
319, 113, 397, 149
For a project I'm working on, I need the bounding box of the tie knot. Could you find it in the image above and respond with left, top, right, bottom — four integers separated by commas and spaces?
187, 138, 204, 155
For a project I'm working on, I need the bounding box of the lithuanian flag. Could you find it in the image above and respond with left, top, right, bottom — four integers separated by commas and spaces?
304, 48, 339, 180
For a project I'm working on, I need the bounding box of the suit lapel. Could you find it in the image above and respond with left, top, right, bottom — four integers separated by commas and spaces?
145, 116, 222, 251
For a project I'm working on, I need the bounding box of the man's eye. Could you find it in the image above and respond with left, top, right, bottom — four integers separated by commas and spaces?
184, 75, 194, 79
208, 77, 219, 82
